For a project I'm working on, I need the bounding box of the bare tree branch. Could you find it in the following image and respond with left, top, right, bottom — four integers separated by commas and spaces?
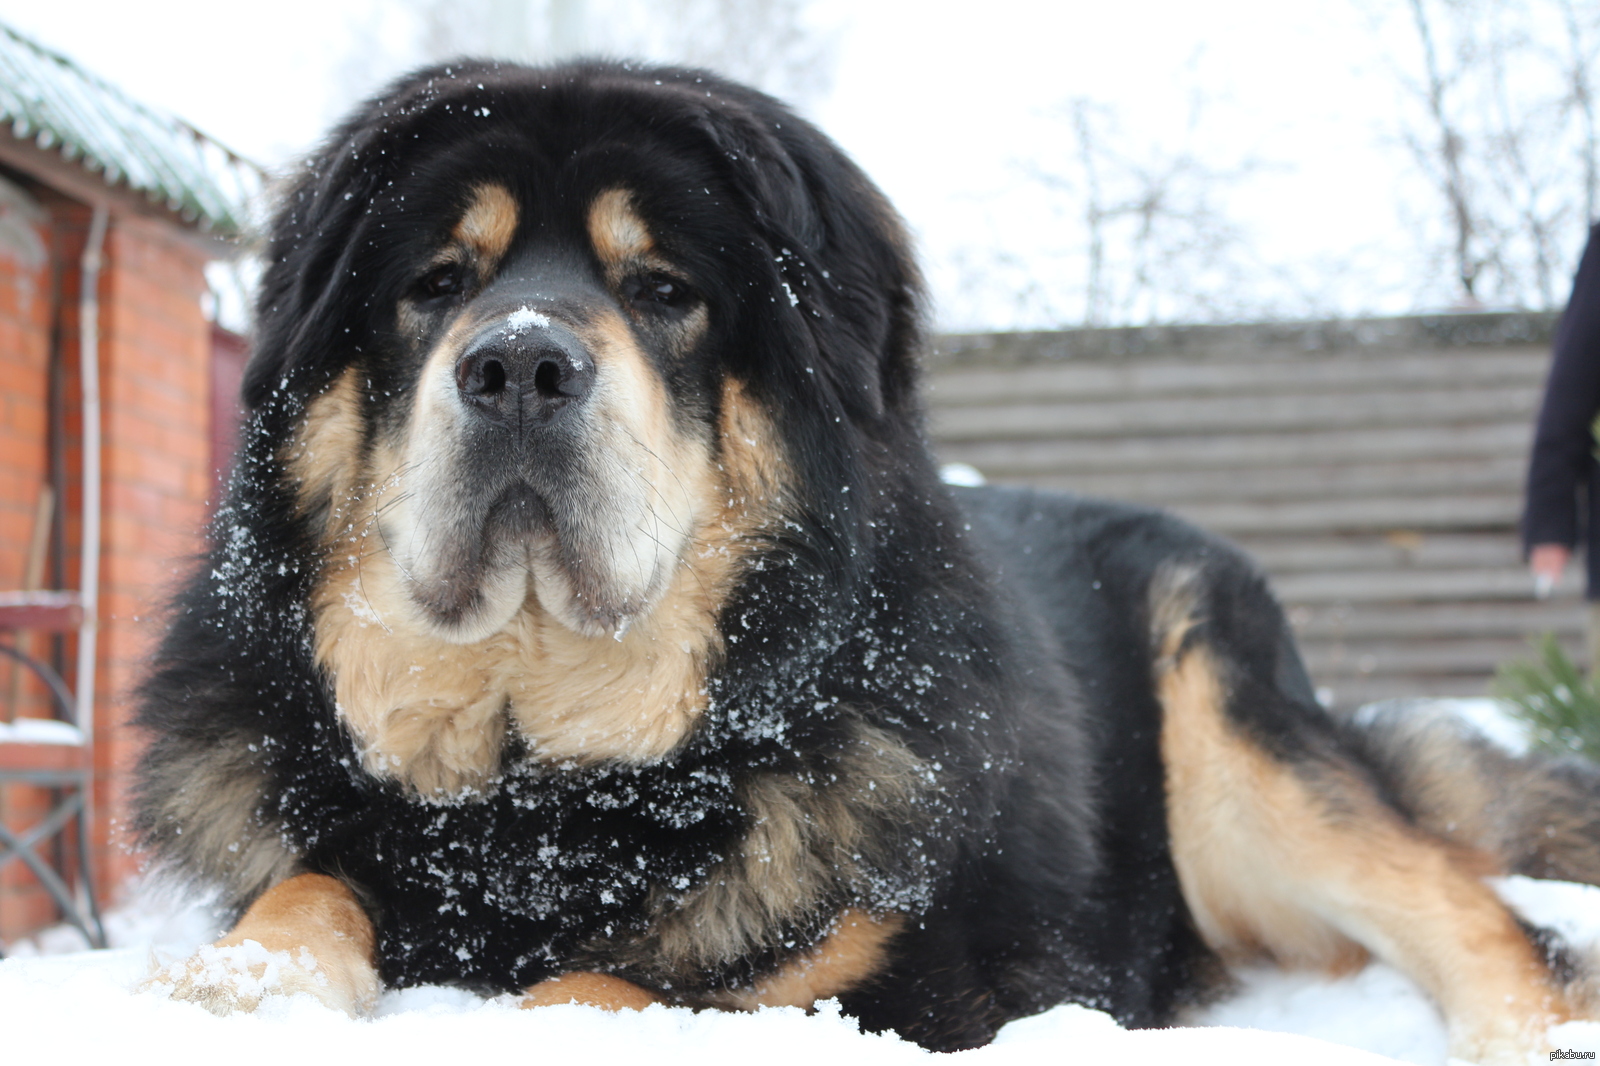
1406, 0, 1481, 301
1382, 0, 1600, 309
1557, 0, 1600, 224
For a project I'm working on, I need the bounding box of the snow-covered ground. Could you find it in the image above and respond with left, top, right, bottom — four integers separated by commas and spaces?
5, 700, 1600, 1065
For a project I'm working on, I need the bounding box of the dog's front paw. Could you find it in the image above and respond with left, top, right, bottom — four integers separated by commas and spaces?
143, 938, 378, 1017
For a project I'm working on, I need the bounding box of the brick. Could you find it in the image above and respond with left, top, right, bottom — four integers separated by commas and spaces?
5, 394, 47, 439
0, 465, 37, 506
115, 354, 209, 402
0, 504, 41, 548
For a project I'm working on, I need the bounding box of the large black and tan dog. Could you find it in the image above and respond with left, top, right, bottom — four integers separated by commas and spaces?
137, 61, 1600, 1062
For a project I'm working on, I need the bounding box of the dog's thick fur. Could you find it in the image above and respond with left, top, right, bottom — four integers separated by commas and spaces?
135, 61, 1600, 1061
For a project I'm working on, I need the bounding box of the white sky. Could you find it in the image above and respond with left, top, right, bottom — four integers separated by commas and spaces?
0, 0, 1536, 329
811, 0, 1435, 325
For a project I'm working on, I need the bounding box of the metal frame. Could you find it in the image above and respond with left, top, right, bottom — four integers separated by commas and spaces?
0, 639, 107, 954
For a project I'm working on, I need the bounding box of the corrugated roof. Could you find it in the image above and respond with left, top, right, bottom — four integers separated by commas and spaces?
0, 22, 263, 235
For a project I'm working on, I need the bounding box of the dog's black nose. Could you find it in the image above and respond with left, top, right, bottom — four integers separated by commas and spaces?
455, 321, 595, 429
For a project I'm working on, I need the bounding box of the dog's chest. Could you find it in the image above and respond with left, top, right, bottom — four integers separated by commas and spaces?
288, 751, 745, 990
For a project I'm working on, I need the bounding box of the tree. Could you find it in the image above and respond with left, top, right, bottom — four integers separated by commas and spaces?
1385, 0, 1600, 309
970, 89, 1271, 330
337, 0, 835, 115
1061, 97, 1257, 327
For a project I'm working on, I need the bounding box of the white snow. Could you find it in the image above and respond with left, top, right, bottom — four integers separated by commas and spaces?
0, 717, 83, 744
938, 462, 987, 487
6, 699, 1600, 1064
0, 938, 1415, 1065
505, 306, 552, 332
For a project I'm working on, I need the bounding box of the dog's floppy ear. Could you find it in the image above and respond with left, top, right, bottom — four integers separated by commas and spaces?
242, 128, 389, 410
243, 57, 495, 411
694, 99, 925, 426
695, 112, 825, 253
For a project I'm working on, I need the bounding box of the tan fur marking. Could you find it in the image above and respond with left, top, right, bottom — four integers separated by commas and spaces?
521, 972, 663, 1011
453, 183, 519, 267
152, 873, 379, 1016
1148, 562, 1203, 668
143, 745, 296, 905
1158, 641, 1570, 1062
310, 439, 513, 794
588, 187, 654, 265
717, 377, 787, 506
715, 910, 902, 1010
286, 368, 514, 794
612, 723, 926, 979
219, 874, 375, 960
668, 303, 711, 359
282, 368, 365, 535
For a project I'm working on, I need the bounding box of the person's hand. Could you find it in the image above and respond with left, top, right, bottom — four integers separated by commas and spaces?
1530, 543, 1572, 599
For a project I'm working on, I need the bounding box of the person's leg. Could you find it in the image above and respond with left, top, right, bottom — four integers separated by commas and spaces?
1587, 602, 1600, 674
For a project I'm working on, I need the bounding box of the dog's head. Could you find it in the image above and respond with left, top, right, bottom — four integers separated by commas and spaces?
246, 61, 925, 647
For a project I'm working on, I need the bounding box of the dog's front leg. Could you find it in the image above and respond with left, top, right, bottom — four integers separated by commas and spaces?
147, 872, 380, 1016
521, 972, 663, 1011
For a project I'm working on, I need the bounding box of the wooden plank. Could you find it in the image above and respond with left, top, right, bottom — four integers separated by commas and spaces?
1299, 635, 1579, 676
1272, 567, 1542, 603
1130, 495, 1517, 535
1005, 458, 1526, 506
935, 422, 1533, 474
931, 314, 1559, 368
1284, 599, 1585, 641
1311, 675, 1494, 709
929, 386, 1543, 442
925, 349, 1549, 405
1239, 532, 1525, 574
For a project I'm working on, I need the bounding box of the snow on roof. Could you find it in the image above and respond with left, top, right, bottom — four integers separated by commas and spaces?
0, 21, 263, 235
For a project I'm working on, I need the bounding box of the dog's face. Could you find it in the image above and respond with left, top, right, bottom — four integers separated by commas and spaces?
240, 63, 925, 787
378, 177, 718, 643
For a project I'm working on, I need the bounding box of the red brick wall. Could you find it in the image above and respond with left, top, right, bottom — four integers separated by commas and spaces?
1, 187, 216, 942
95, 215, 215, 899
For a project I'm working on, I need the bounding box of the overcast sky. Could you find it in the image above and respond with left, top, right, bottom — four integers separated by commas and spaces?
0, 0, 1575, 330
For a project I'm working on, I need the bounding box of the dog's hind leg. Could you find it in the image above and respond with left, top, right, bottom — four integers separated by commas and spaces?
1150, 565, 1578, 1065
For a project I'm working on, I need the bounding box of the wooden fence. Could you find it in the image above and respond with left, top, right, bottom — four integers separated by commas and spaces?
925, 312, 1580, 709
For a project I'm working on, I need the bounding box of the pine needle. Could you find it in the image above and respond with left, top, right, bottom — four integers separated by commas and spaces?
1492, 633, 1600, 761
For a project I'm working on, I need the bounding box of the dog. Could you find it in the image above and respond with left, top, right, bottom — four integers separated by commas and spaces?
134, 60, 1600, 1062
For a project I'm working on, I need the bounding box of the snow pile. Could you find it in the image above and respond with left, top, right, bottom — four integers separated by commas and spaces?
0, 716, 83, 744
25, 880, 1600, 1064
6, 699, 1600, 1064
0, 943, 1407, 1065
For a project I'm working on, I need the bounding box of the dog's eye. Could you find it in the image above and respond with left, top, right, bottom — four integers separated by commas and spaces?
417, 263, 468, 302
622, 272, 694, 313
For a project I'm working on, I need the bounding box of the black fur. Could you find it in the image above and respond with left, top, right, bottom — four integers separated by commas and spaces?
132, 60, 1553, 1052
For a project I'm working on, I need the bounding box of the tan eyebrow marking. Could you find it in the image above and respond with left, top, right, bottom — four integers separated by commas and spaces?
588, 187, 655, 265
452, 183, 519, 267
